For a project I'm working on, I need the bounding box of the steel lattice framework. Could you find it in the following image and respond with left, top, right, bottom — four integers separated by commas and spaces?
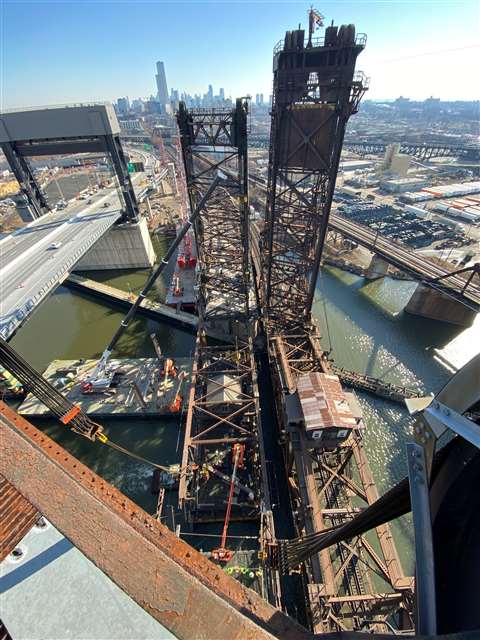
179, 338, 262, 523
177, 102, 251, 336
177, 102, 266, 531
257, 24, 415, 633
263, 28, 368, 335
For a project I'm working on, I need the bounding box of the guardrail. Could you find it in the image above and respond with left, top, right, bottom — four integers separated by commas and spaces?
0, 101, 110, 114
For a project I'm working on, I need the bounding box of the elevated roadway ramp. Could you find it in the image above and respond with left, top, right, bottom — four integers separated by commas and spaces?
0, 174, 153, 340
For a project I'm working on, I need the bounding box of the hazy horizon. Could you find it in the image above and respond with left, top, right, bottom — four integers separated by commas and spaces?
1, 0, 479, 109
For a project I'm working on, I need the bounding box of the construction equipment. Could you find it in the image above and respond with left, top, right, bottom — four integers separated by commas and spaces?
0, 336, 102, 441
212, 443, 245, 563
83, 173, 224, 389
167, 371, 186, 413
204, 463, 254, 501
150, 333, 163, 361
0, 336, 174, 472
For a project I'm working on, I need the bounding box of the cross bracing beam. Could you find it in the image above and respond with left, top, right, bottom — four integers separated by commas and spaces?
0, 105, 139, 222
179, 339, 261, 524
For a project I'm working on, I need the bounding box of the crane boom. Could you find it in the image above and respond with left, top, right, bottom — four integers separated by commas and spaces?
212, 443, 245, 562
86, 174, 224, 385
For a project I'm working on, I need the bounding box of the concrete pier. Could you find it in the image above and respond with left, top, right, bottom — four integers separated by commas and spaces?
405, 283, 477, 327
74, 217, 155, 270
365, 254, 390, 280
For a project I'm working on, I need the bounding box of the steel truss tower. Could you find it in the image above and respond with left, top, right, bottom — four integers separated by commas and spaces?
177, 101, 251, 338
260, 23, 414, 633
176, 103, 269, 540
263, 25, 368, 335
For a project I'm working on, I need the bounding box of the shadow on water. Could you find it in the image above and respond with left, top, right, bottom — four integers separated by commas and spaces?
314, 266, 461, 393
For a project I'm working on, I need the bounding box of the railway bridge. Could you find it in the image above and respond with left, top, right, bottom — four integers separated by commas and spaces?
342, 140, 480, 161
329, 213, 480, 324
249, 134, 479, 162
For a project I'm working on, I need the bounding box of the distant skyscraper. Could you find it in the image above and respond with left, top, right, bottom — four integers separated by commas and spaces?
207, 84, 213, 105
219, 87, 225, 101
260, 93, 264, 105
116, 97, 129, 115
155, 61, 169, 111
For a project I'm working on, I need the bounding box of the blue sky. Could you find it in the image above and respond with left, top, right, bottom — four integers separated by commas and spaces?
1, 0, 479, 109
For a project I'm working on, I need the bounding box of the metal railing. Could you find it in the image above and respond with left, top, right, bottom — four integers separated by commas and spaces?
273, 32, 367, 55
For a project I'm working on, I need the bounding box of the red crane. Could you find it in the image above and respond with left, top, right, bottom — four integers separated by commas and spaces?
212, 443, 245, 563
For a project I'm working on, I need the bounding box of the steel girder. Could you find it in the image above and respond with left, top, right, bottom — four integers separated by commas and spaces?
0, 401, 310, 640
0, 142, 49, 219
1, 134, 139, 223
343, 140, 478, 161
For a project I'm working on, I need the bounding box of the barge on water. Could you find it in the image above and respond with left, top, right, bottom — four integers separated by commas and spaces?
19, 357, 192, 418
165, 225, 197, 312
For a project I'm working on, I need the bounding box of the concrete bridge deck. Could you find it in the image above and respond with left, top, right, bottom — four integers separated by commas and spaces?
0, 174, 148, 340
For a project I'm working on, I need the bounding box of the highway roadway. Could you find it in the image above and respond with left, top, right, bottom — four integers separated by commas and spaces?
0, 172, 145, 340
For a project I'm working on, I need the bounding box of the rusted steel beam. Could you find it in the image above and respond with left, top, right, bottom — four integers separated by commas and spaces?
178, 333, 200, 505
0, 402, 311, 640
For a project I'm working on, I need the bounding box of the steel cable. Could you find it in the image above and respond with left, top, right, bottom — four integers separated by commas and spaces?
0, 337, 177, 471
279, 438, 458, 572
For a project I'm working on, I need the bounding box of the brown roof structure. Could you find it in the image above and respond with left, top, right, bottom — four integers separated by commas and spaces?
297, 372, 358, 432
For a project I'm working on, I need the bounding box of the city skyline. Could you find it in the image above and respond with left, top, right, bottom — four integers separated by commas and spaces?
1, 0, 479, 110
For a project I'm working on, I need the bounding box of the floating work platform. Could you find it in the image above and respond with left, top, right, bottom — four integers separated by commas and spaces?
165, 226, 197, 311
19, 357, 192, 418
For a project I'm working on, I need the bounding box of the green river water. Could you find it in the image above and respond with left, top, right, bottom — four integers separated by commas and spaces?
9, 233, 472, 576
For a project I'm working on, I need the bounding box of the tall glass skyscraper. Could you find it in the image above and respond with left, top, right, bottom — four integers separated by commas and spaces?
155, 61, 169, 111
